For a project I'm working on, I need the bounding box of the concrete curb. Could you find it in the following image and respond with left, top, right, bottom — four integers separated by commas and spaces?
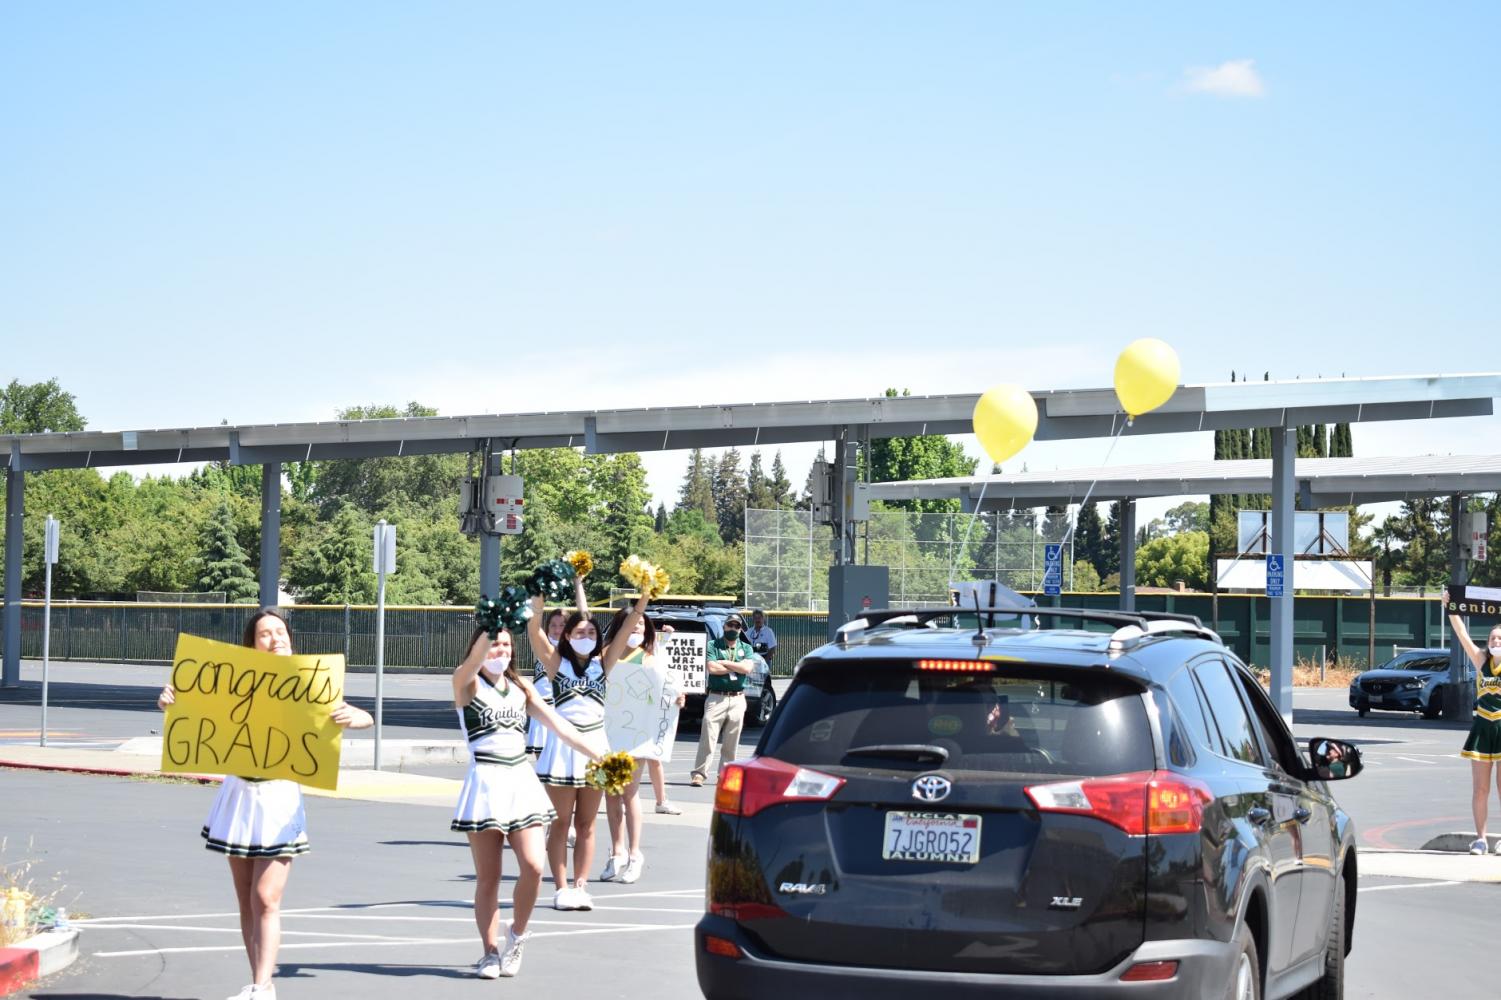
115, 736, 471, 768
1418, 832, 1501, 853
1358, 848, 1501, 883
0, 927, 80, 996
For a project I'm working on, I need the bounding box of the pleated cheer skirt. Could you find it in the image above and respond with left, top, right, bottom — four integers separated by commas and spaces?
200, 776, 309, 858
451, 762, 558, 833
526, 716, 549, 757
534, 722, 601, 788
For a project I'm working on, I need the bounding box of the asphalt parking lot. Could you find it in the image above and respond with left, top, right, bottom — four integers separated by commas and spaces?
2, 662, 1497, 999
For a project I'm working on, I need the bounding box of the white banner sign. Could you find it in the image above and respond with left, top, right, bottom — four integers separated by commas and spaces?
604, 653, 682, 762
662, 632, 707, 695
1216, 559, 1373, 592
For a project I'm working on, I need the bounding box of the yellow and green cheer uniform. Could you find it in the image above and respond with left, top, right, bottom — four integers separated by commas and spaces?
1461, 656, 1501, 761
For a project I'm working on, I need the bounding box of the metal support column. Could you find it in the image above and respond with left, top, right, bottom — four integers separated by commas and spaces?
831, 427, 857, 565
1448, 494, 1474, 717
1269, 427, 1295, 721
259, 462, 282, 608
478, 445, 501, 597
1119, 500, 1137, 612
2, 462, 22, 688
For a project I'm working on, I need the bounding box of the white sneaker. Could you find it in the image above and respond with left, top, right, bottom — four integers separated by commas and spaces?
1470, 838, 1488, 855
254, 986, 276, 1000
552, 888, 574, 910
227, 987, 258, 1000
474, 951, 501, 979
499, 923, 528, 977
1494, 839, 1501, 856
600, 854, 626, 882
572, 886, 594, 910
655, 801, 682, 815
618, 853, 644, 884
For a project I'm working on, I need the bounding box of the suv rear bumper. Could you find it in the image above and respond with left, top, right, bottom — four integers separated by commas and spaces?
695, 915, 1239, 999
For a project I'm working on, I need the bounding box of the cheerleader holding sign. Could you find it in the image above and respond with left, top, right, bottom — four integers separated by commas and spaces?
450, 623, 607, 978
156, 609, 373, 1000
528, 587, 650, 910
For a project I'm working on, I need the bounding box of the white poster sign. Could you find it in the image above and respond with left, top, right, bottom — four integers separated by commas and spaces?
604, 653, 682, 762
1216, 559, 1373, 592
663, 632, 707, 695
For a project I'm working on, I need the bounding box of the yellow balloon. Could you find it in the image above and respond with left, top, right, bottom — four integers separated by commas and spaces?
1114, 338, 1181, 417
972, 384, 1038, 465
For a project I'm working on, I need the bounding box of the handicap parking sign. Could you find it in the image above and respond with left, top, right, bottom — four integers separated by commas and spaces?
1043, 544, 1063, 596
1266, 554, 1284, 597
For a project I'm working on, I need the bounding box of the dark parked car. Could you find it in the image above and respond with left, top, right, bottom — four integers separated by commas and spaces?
697, 606, 1360, 999
646, 605, 777, 728
1349, 647, 1467, 719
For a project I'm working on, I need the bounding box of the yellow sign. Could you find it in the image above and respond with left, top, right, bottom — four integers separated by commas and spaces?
160, 634, 346, 790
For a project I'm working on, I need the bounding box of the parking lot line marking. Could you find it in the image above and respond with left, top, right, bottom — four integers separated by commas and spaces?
94, 923, 697, 958
1357, 880, 1460, 893
1396, 756, 1437, 764
588, 905, 707, 914
76, 890, 707, 926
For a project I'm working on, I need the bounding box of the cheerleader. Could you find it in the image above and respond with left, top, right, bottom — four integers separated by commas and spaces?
600, 612, 685, 883
156, 608, 372, 1000
452, 626, 606, 978
528, 589, 648, 910
526, 608, 571, 756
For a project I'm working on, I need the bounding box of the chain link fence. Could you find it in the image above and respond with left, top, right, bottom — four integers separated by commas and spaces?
745, 508, 1074, 610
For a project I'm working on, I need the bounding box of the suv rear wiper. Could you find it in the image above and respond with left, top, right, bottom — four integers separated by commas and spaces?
843, 743, 950, 764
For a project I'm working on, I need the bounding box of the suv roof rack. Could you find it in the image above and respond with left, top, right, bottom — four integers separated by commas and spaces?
834, 605, 1222, 649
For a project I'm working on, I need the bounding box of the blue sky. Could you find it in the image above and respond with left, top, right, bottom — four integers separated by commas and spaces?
2, 3, 1498, 515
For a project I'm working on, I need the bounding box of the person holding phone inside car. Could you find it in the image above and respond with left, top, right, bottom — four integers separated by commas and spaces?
690, 614, 755, 787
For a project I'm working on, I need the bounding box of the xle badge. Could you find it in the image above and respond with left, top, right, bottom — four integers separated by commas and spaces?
1049, 896, 1084, 910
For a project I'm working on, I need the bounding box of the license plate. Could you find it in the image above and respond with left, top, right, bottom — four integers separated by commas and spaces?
1369, 695, 1383, 703
882, 811, 982, 864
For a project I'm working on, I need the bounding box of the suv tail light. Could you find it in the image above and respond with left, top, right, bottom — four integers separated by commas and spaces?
715, 757, 845, 817
1025, 771, 1212, 835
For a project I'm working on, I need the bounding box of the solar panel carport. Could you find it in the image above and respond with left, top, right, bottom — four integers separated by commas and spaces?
5, 373, 1501, 718
871, 453, 1501, 718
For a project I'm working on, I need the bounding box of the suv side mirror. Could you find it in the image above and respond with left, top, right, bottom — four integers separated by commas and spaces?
1306, 738, 1362, 781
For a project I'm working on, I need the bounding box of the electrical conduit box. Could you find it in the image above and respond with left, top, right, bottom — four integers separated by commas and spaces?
827, 565, 890, 640
485, 474, 525, 535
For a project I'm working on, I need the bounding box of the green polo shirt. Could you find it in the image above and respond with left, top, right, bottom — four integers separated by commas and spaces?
706, 636, 755, 693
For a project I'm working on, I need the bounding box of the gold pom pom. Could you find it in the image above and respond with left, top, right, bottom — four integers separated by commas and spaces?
564, 550, 594, 578
585, 751, 638, 796
619, 554, 671, 599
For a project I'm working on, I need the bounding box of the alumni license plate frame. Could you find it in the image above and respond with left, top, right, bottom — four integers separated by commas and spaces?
882, 810, 982, 864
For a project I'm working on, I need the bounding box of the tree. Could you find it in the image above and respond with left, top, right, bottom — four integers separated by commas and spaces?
1163, 501, 1209, 536
1071, 560, 1102, 593
1073, 501, 1106, 576
653, 503, 667, 533
712, 449, 748, 544
678, 448, 716, 522
866, 389, 977, 513
308, 403, 465, 517
1100, 502, 1123, 577
195, 497, 259, 602
287, 503, 374, 603
745, 452, 776, 512
0, 378, 85, 433
1135, 531, 1210, 590
767, 452, 795, 509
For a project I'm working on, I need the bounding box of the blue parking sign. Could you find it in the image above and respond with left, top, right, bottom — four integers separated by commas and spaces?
1044, 544, 1063, 597
1266, 554, 1284, 597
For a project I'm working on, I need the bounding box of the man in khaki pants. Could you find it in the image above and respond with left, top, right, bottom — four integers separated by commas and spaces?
691, 614, 756, 786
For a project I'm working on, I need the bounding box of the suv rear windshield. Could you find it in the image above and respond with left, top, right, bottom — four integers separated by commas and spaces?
762, 664, 1155, 777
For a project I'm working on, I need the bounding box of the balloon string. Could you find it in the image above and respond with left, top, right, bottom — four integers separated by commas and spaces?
957, 477, 992, 559
1056, 415, 1130, 552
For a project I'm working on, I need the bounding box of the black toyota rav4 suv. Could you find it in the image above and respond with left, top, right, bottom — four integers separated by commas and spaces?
696, 607, 1360, 1000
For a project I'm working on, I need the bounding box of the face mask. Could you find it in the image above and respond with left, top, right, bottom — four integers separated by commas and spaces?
569, 637, 597, 657
484, 655, 511, 672
724, 629, 740, 641
1490, 644, 1501, 658
626, 634, 644, 649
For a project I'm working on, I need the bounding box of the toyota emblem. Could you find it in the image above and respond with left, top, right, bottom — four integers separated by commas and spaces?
912, 774, 952, 803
